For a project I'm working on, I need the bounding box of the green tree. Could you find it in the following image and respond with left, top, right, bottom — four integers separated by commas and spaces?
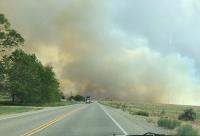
0, 60, 3, 80
4, 50, 39, 102
69, 95, 85, 101
0, 60, 3, 91
5, 49, 61, 103
0, 14, 60, 104
0, 14, 24, 53
39, 66, 61, 103
0, 14, 24, 93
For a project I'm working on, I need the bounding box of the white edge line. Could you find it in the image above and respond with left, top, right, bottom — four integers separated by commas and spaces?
98, 103, 128, 136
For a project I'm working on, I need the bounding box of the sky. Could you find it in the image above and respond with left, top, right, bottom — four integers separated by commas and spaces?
0, 0, 200, 105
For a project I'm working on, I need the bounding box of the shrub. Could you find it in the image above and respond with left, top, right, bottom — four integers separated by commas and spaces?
177, 124, 199, 136
157, 118, 181, 129
178, 108, 196, 121
160, 109, 165, 116
69, 95, 85, 101
115, 103, 121, 109
136, 111, 149, 116
121, 104, 127, 111
146, 118, 154, 123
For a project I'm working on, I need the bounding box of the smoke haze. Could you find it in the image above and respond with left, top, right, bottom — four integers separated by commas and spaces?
1, 0, 200, 105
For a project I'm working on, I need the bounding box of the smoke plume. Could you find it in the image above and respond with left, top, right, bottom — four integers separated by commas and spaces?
1, 0, 200, 105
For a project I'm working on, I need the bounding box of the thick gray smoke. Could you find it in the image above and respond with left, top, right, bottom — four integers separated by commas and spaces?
1, 0, 200, 105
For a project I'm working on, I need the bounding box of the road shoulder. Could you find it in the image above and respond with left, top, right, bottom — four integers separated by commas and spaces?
101, 103, 174, 135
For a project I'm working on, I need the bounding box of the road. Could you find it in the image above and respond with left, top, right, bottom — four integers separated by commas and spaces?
0, 102, 170, 136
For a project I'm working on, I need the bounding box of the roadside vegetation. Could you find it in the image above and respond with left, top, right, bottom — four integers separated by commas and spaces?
0, 106, 42, 115
101, 101, 200, 135
135, 111, 149, 117
157, 118, 181, 129
0, 14, 62, 105
0, 14, 87, 116
0, 100, 76, 107
178, 108, 196, 121
68, 95, 85, 102
177, 124, 199, 136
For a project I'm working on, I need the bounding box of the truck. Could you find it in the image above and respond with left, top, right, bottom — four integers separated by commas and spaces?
85, 96, 91, 104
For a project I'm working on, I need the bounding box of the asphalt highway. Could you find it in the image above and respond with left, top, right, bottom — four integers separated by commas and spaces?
0, 102, 170, 136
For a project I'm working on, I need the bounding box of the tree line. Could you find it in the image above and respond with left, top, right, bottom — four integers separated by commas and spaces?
0, 14, 61, 103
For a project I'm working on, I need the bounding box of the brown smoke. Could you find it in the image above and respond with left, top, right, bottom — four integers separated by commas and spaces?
0, 0, 200, 105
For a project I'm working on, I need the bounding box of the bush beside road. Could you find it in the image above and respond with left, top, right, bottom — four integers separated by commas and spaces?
101, 101, 200, 121
101, 101, 200, 134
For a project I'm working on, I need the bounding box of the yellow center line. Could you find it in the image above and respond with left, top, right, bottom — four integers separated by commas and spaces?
21, 106, 85, 136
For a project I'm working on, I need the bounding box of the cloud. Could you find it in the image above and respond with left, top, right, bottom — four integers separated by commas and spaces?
114, 0, 200, 66
0, 0, 200, 105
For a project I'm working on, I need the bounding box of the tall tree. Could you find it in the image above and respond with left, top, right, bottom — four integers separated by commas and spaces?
5, 49, 61, 103
0, 14, 24, 53
0, 61, 3, 91
0, 14, 24, 93
0, 14, 61, 103
39, 66, 61, 103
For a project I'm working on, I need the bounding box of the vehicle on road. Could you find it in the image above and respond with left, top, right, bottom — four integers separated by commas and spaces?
85, 96, 91, 104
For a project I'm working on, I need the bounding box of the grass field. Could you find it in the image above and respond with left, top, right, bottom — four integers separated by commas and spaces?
0, 93, 43, 115
101, 101, 200, 131
0, 106, 42, 116
0, 93, 77, 116
0, 100, 77, 116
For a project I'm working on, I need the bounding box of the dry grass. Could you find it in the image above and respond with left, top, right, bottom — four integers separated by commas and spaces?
101, 101, 200, 131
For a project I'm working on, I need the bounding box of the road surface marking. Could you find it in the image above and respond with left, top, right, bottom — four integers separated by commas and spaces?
99, 103, 128, 136
21, 106, 85, 136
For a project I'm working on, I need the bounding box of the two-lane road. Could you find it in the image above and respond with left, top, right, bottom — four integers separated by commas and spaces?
0, 102, 170, 136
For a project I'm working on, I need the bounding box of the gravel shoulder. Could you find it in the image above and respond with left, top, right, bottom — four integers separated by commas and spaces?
104, 105, 175, 135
